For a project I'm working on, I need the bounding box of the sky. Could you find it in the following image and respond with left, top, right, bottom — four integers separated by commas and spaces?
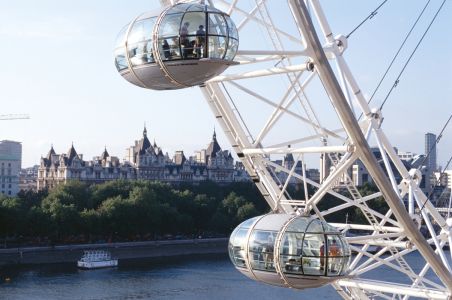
0, 0, 451, 169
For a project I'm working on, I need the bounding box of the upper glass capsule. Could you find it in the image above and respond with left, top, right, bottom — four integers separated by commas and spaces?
114, 3, 239, 90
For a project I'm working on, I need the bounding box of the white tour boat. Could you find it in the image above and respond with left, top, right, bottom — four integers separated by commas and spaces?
77, 250, 118, 269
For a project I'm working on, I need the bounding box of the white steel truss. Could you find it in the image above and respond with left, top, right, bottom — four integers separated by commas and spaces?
162, 0, 452, 298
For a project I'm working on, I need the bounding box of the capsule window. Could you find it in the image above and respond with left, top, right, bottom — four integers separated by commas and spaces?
181, 13, 207, 59
208, 13, 227, 36
226, 17, 238, 40
181, 12, 205, 35
160, 13, 183, 38
302, 233, 325, 275
129, 42, 150, 66
208, 36, 227, 59
229, 228, 248, 268
327, 235, 349, 276
240, 216, 259, 229
249, 230, 276, 271
280, 232, 304, 274
170, 3, 191, 13
327, 256, 344, 276
128, 19, 146, 44
114, 25, 128, 71
286, 217, 309, 232
306, 219, 324, 233
120, 17, 157, 68
115, 25, 128, 49
158, 38, 181, 60
114, 48, 128, 71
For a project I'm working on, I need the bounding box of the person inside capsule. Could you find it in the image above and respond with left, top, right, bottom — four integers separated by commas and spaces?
194, 25, 206, 58
263, 234, 274, 269
162, 39, 171, 59
320, 240, 325, 271
328, 238, 342, 274
180, 21, 190, 58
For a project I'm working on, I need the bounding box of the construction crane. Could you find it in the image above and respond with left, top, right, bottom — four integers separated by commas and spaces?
0, 114, 30, 120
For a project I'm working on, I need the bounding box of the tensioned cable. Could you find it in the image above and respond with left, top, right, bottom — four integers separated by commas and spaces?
346, 0, 389, 39
379, 0, 447, 112
357, 0, 432, 122
368, 0, 432, 107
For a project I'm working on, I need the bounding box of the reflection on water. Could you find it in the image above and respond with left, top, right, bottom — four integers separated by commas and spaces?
0, 252, 442, 299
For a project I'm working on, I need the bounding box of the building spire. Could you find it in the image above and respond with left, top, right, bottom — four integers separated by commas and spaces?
143, 123, 147, 137
67, 143, 78, 161
101, 145, 109, 160
46, 144, 56, 160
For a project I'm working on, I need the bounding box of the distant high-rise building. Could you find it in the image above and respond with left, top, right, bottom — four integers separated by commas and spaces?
0, 140, 22, 196
425, 132, 437, 172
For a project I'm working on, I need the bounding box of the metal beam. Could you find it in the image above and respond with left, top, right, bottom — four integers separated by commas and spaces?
242, 145, 348, 155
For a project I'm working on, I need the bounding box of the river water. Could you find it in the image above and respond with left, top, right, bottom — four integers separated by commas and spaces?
0, 252, 442, 300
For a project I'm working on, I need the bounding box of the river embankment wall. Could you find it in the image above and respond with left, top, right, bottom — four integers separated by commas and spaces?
0, 238, 228, 266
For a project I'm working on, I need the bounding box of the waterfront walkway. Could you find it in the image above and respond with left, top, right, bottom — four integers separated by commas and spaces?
0, 238, 228, 266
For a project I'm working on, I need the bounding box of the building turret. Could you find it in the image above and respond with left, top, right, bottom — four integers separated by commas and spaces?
206, 129, 222, 159
101, 147, 110, 160
46, 145, 56, 160
67, 143, 78, 163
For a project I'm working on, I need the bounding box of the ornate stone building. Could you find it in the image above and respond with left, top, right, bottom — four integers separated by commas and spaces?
37, 127, 247, 190
37, 144, 135, 190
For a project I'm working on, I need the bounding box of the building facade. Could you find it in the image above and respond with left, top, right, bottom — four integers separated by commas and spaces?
274, 154, 320, 185
0, 140, 22, 196
439, 170, 452, 190
19, 165, 39, 191
37, 128, 246, 190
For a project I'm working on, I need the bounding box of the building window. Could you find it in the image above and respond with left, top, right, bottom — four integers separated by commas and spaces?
362, 174, 369, 183
8, 191, 11, 195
